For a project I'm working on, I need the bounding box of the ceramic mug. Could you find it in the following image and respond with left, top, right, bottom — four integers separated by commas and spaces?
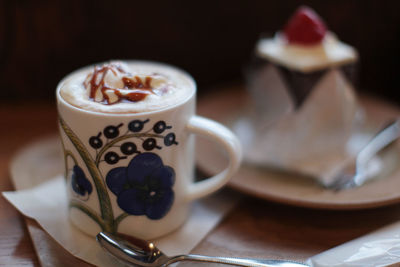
56, 61, 242, 239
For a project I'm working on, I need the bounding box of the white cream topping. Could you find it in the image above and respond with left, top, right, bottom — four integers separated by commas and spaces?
59, 61, 195, 113
256, 32, 358, 73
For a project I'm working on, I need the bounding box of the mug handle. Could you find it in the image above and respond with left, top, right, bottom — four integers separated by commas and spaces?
185, 115, 242, 201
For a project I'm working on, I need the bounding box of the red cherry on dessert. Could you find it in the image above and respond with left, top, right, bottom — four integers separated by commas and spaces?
283, 6, 327, 45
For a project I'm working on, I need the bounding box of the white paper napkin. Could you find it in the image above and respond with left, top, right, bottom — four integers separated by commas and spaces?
3, 175, 238, 266
308, 220, 400, 267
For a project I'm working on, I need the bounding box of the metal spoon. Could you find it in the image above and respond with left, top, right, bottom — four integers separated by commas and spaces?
96, 232, 308, 267
324, 118, 400, 191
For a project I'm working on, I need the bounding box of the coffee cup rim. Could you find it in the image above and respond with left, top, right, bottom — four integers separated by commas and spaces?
56, 60, 196, 116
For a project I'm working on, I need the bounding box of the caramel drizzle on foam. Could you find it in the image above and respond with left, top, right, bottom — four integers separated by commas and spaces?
85, 64, 155, 104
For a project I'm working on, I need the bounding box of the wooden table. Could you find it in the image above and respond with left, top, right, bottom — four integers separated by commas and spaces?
2, 89, 400, 266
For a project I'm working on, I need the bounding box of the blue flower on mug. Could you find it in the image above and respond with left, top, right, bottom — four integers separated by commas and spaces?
106, 153, 175, 220
71, 165, 93, 197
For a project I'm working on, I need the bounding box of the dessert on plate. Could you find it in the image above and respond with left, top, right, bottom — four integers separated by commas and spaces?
237, 6, 362, 182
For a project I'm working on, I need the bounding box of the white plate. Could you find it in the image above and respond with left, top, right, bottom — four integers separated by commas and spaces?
10, 136, 63, 190
196, 88, 400, 210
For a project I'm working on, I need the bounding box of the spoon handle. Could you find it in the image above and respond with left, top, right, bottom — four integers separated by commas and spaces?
350, 118, 400, 188
167, 254, 308, 267
356, 119, 400, 172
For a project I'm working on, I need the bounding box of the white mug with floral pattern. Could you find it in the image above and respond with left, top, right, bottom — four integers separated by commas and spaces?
56, 61, 242, 239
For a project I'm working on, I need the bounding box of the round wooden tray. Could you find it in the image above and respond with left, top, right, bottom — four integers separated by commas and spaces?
196, 87, 400, 210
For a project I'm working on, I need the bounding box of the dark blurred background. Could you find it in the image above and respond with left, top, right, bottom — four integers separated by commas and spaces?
1, 0, 399, 104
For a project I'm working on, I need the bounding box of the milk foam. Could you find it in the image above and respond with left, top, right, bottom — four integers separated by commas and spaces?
256, 33, 358, 73
59, 61, 195, 113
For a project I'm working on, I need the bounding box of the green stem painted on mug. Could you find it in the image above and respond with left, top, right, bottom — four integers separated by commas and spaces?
59, 117, 114, 233
113, 212, 130, 232
95, 133, 163, 166
69, 200, 106, 230
60, 138, 70, 180
62, 148, 78, 180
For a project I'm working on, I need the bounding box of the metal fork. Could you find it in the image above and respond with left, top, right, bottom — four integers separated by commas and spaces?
324, 119, 400, 191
